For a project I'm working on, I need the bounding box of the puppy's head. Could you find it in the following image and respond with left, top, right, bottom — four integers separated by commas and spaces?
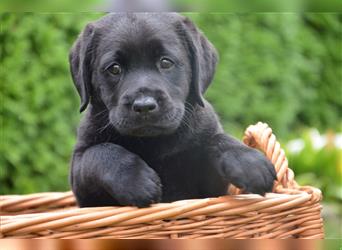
70, 13, 218, 137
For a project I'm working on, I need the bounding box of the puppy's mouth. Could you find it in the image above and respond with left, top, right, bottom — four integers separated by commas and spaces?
128, 125, 172, 137
112, 108, 184, 137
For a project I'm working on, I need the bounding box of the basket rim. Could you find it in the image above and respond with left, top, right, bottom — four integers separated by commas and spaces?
0, 185, 322, 215
1, 188, 322, 236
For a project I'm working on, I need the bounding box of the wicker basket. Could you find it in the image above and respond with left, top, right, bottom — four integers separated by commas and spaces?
0, 122, 324, 239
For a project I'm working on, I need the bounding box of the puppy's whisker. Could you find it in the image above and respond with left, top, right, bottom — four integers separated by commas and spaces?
185, 102, 196, 112
97, 120, 113, 133
184, 106, 195, 120
177, 111, 194, 135
92, 109, 109, 120
184, 107, 195, 119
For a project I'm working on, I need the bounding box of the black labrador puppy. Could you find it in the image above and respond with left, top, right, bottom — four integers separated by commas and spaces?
69, 13, 277, 207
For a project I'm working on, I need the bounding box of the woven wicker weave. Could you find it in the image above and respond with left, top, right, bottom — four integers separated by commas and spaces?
0, 122, 324, 239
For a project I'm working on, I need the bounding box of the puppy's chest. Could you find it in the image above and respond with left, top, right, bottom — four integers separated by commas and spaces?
126, 142, 205, 171
147, 149, 207, 180
114, 137, 209, 181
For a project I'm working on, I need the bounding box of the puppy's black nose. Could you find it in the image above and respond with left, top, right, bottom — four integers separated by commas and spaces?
132, 96, 158, 114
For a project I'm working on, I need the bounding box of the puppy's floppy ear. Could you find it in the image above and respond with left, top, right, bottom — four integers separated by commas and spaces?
180, 17, 218, 107
69, 23, 96, 113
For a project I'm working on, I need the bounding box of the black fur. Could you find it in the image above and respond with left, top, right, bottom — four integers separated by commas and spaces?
69, 13, 277, 207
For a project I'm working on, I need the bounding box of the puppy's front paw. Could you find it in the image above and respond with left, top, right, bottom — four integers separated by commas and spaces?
219, 148, 277, 195
106, 163, 162, 208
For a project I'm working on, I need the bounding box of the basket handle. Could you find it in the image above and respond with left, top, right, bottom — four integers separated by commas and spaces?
229, 122, 299, 195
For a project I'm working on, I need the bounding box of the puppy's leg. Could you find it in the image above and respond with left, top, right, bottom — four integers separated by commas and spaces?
208, 134, 277, 195
71, 143, 162, 207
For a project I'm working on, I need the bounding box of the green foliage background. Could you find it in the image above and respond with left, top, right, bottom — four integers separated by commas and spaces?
187, 13, 342, 137
1, 13, 341, 196
1, 13, 102, 194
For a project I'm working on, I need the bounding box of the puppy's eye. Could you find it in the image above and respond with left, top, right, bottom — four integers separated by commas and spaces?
107, 64, 122, 75
160, 58, 174, 69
